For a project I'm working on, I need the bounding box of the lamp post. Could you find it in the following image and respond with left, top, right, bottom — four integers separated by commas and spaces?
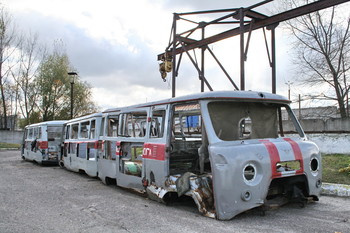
285, 81, 293, 100
67, 72, 78, 119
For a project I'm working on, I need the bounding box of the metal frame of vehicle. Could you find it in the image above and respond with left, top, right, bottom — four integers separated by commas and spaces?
99, 91, 322, 220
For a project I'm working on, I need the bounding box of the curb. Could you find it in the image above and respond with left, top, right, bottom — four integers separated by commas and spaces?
0, 148, 20, 151
321, 183, 350, 197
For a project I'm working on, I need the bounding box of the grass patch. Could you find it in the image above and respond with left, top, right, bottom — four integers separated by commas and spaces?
0, 142, 21, 149
322, 154, 350, 185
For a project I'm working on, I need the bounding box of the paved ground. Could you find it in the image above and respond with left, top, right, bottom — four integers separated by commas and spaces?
1, 150, 349, 233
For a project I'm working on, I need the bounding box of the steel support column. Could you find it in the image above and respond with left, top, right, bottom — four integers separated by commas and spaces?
172, 14, 177, 98
239, 8, 245, 91
271, 27, 276, 94
201, 27, 205, 92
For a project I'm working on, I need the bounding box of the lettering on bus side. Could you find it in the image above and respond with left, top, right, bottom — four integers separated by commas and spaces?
142, 143, 166, 161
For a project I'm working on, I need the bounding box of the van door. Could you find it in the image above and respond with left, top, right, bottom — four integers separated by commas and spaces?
116, 109, 149, 190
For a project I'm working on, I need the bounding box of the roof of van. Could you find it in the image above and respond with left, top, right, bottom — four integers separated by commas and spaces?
103, 90, 289, 113
25, 120, 67, 128
65, 112, 103, 124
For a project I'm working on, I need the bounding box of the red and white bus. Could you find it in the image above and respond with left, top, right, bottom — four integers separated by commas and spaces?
21, 121, 66, 165
61, 113, 102, 177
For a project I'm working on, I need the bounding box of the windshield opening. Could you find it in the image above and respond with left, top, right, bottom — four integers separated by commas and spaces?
207, 101, 302, 141
48, 126, 63, 140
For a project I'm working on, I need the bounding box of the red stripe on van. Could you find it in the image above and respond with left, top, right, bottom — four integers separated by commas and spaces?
142, 143, 166, 161
260, 140, 282, 178
39, 141, 48, 149
283, 138, 304, 175
116, 141, 121, 156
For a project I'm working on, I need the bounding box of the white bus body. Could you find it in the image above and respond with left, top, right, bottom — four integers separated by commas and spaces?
61, 113, 102, 177
21, 121, 66, 165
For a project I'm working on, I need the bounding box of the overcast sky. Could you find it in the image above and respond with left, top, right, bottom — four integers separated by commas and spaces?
2, 0, 349, 110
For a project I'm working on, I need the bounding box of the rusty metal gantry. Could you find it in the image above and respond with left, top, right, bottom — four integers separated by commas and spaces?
158, 0, 349, 97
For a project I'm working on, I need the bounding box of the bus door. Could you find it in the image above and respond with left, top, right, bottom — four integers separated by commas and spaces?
143, 105, 168, 187
116, 110, 149, 190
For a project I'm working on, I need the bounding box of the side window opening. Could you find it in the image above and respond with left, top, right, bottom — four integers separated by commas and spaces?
80, 121, 90, 139
37, 127, 42, 139
90, 120, 96, 139
119, 112, 147, 138
170, 103, 210, 175
150, 110, 165, 138
119, 143, 143, 177
107, 115, 119, 137
71, 124, 79, 139
33, 127, 38, 139
100, 117, 105, 137
279, 106, 304, 137
28, 128, 33, 139
65, 125, 70, 139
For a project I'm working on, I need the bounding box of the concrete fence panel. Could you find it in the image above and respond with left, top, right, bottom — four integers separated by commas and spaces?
0, 130, 24, 144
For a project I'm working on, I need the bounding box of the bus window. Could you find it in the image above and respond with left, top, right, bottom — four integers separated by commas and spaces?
28, 128, 33, 139
38, 127, 42, 139
119, 112, 147, 138
65, 125, 70, 139
120, 143, 143, 177
207, 102, 278, 141
173, 103, 202, 140
48, 126, 63, 141
170, 103, 202, 174
107, 116, 118, 137
71, 124, 79, 139
100, 117, 105, 137
125, 145, 142, 177
33, 127, 38, 139
90, 120, 96, 139
80, 121, 89, 139
150, 110, 165, 138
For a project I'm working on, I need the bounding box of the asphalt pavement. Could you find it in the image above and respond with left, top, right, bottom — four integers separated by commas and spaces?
1, 150, 349, 233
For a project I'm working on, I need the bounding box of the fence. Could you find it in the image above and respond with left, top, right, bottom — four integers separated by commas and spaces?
0, 130, 23, 144
284, 118, 350, 133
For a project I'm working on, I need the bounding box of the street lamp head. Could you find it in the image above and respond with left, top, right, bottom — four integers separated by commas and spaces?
67, 72, 78, 84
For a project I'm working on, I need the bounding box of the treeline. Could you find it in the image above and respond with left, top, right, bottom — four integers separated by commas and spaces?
0, 5, 98, 129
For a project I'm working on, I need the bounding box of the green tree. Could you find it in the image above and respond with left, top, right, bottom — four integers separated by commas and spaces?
36, 51, 98, 121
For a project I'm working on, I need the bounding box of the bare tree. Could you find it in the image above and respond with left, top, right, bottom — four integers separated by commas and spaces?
282, 0, 350, 118
11, 32, 44, 125
0, 6, 18, 129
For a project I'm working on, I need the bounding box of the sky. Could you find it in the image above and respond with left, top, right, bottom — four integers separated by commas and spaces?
2, 0, 349, 111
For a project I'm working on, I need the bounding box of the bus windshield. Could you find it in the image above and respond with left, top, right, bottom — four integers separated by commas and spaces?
48, 126, 63, 140
207, 101, 302, 141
